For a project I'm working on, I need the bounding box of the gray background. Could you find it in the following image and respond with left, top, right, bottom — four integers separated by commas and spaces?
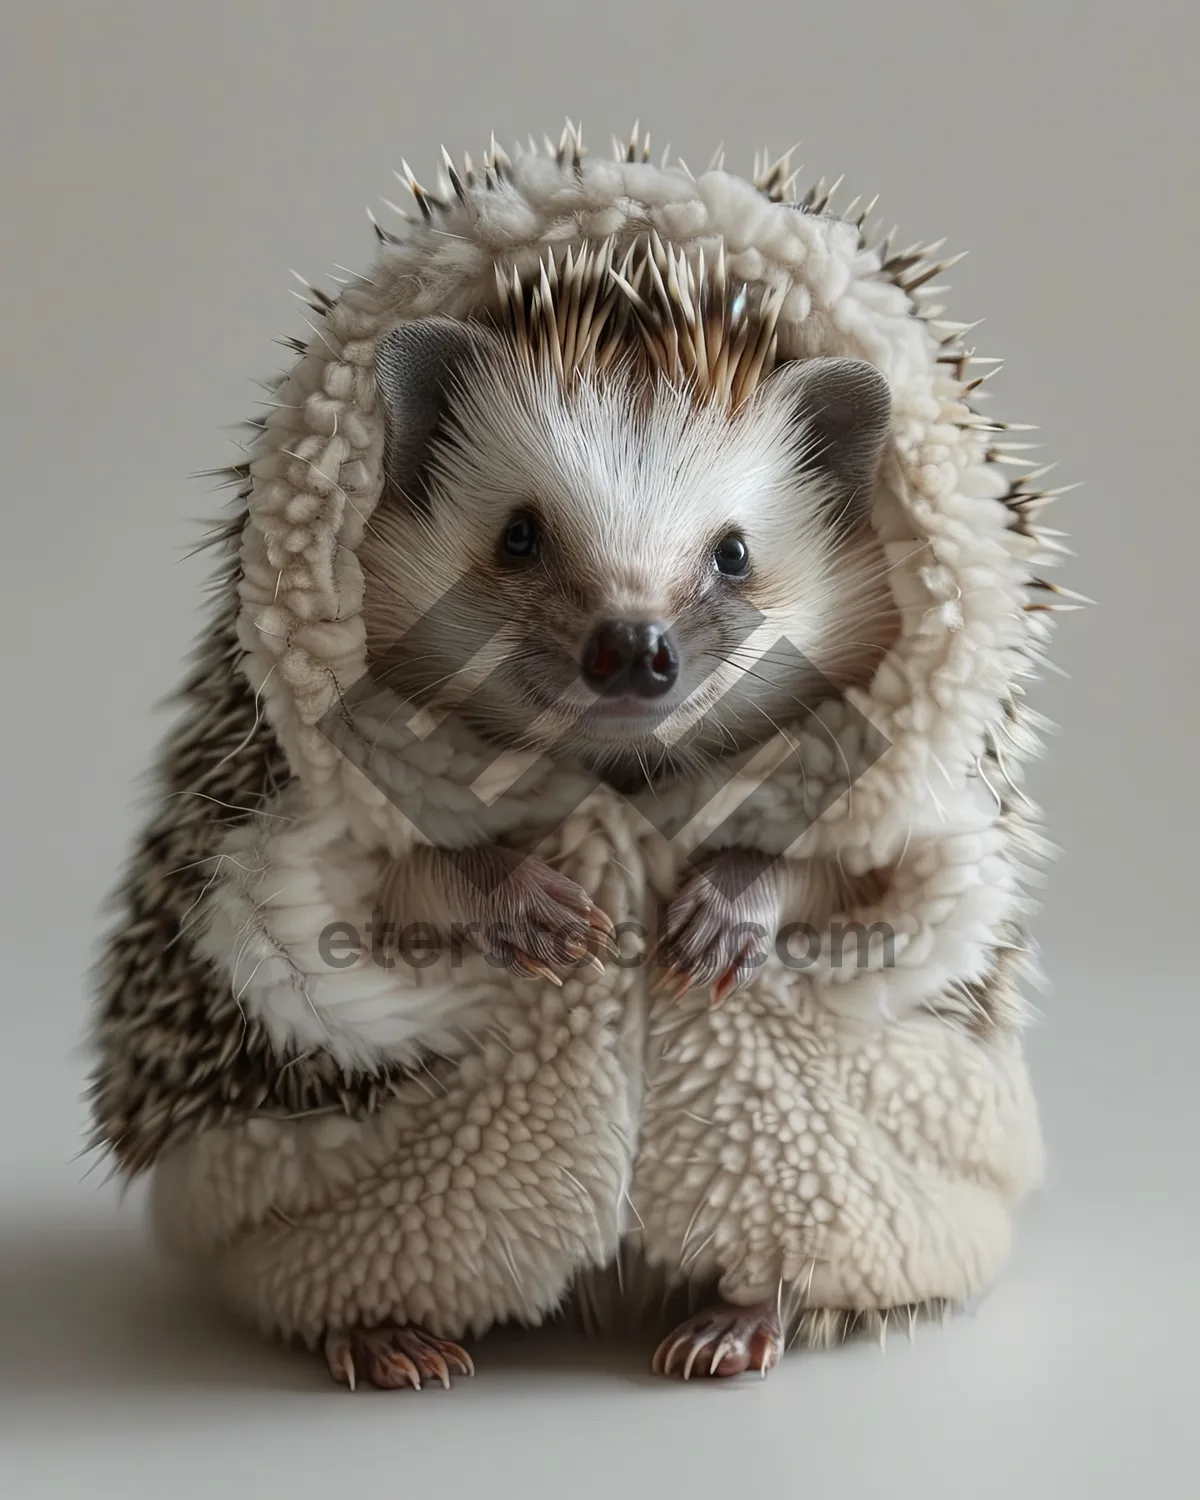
1, 1, 1196, 1494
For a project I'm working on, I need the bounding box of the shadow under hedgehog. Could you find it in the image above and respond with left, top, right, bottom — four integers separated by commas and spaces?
88, 124, 1076, 1389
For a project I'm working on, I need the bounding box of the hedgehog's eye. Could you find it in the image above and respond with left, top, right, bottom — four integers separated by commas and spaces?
713, 533, 750, 578
501, 514, 540, 561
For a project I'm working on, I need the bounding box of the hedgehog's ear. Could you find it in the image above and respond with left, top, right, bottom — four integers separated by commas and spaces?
374, 316, 496, 510
764, 356, 892, 524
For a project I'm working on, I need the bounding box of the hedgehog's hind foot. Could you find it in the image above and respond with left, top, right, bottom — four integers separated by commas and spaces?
324, 1324, 475, 1391
651, 1299, 782, 1380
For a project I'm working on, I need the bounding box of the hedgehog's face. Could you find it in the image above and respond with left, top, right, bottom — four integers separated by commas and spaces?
359, 317, 898, 786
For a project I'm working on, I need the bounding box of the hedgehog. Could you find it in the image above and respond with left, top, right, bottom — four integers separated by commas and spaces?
87, 122, 1077, 1388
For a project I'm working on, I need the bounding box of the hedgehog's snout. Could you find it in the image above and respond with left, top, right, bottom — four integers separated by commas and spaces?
581, 619, 679, 699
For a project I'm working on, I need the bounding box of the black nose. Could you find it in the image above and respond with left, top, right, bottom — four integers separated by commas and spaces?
581, 620, 679, 698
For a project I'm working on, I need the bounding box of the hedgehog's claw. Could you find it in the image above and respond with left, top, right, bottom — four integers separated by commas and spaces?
325, 1334, 357, 1391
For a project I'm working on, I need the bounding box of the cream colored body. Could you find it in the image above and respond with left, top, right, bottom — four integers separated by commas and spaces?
155, 785, 1043, 1345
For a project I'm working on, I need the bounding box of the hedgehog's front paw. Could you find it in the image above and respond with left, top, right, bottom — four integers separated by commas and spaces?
451, 844, 616, 986
654, 849, 780, 1006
